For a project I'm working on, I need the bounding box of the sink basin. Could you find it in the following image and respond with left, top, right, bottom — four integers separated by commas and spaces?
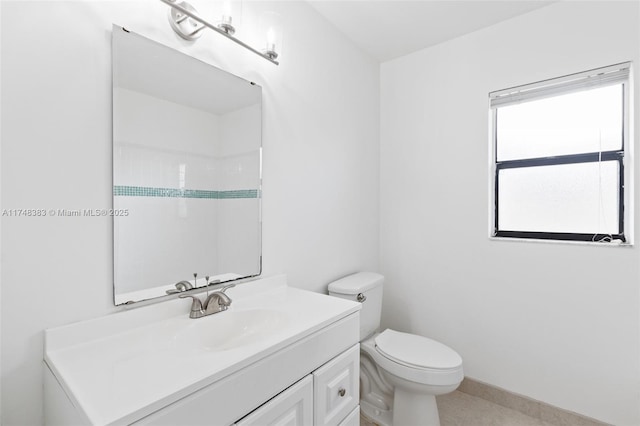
174, 309, 290, 352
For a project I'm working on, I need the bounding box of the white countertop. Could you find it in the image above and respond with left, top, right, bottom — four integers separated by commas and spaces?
45, 275, 360, 425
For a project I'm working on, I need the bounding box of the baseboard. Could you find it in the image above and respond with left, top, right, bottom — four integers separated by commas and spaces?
458, 378, 609, 426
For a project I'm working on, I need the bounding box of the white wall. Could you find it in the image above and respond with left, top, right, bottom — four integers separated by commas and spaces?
0, 1, 379, 424
380, 2, 640, 425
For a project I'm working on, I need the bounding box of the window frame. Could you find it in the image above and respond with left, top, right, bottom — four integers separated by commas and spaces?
489, 63, 632, 244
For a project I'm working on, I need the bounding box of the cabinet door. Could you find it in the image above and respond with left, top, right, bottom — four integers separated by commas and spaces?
313, 344, 359, 426
338, 406, 360, 426
235, 375, 313, 426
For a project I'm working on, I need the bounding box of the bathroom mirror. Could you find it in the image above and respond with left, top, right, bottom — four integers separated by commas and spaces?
112, 25, 262, 305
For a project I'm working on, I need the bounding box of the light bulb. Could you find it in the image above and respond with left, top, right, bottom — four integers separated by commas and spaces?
222, 0, 232, 24
259, 11, 283, 60
266, 27, 276, 52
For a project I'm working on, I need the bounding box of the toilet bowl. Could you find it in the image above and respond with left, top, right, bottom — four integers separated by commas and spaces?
361, 330, 463, 425
328, 272, 463, 426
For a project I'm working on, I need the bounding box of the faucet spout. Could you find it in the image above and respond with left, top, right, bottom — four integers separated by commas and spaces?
203, 284, 236, 314
204, 293, 231, 313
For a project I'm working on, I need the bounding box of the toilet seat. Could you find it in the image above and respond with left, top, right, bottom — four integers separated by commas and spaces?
361, 330, 464, 387
375, 329, 462, 370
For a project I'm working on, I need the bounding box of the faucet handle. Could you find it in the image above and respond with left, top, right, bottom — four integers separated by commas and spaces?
179, 294, 204, 314
219, 283, 236, 294
212, 284, 236, 306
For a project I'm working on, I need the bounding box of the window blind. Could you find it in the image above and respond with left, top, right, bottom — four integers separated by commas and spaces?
490, 62, 630, 108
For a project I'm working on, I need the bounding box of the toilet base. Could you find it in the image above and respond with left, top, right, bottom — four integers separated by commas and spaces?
392, 387, 439, 426
361, 400, 392, 426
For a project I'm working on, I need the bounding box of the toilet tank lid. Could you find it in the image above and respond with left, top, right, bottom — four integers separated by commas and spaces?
328, 272, 384, 295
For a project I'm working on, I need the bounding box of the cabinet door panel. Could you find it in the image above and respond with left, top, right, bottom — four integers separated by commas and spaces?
313, 344, 359, 426
235, 375, 313, 426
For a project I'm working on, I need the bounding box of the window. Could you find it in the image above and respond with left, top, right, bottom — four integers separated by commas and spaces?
490, 63, 631, 243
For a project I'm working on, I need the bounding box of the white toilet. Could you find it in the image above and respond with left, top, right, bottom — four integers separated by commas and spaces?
328, 272, 463, 426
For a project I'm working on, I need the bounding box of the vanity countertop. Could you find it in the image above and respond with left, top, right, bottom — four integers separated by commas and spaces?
44, 275, 360, 425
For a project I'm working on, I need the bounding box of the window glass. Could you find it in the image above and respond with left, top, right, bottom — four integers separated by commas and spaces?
498, 161, 619, 234
496, 85, 623, 161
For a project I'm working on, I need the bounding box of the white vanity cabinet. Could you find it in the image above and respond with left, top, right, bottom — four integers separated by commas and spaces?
44, 276, 362, 426
234, 344, 360, 426
128, 334, 359, 426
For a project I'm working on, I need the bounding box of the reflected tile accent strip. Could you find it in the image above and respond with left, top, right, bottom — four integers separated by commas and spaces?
113, 186, 259, 199
220, 189, 260, 199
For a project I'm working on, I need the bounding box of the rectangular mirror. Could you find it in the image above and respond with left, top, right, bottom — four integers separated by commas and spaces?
112, 25, 262, 305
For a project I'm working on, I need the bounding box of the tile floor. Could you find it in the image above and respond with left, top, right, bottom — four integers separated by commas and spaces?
360, 391, 557, 426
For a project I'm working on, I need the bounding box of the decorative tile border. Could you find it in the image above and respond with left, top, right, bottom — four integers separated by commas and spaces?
113, 185, 259, 199
458, 378, 609, 426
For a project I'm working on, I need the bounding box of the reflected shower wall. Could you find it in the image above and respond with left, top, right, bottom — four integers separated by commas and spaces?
114, 88, 260, 297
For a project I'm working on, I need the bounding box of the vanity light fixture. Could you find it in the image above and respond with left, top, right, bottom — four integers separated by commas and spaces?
159, 0, 281, 65
217, 0, 237, 36
259, 11, 283, 61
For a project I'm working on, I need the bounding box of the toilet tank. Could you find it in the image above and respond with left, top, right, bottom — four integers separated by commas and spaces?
328, 272, 384, 340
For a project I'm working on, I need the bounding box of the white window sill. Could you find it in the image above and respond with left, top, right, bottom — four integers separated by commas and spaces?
489, 236, 633, 248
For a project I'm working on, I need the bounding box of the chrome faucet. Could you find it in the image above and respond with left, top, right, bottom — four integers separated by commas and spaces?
179, 284, 236, 319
